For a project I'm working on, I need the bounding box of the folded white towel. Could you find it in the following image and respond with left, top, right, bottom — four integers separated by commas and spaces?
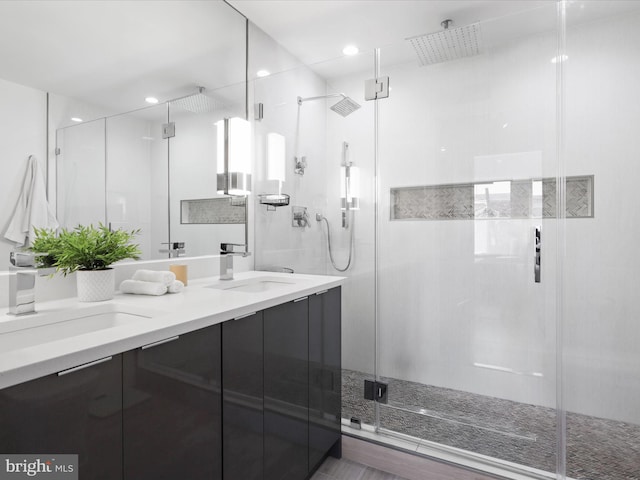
120, 279, 167, 296
132, 269, 176, 286
167, 280, 184, 294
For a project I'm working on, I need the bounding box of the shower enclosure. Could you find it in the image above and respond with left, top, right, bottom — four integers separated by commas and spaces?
252, 2, 640, 478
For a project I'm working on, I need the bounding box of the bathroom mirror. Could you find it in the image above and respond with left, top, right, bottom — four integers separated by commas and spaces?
0, 1, 248, 269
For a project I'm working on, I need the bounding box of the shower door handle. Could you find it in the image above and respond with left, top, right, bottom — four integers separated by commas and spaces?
534, 226, 541, 283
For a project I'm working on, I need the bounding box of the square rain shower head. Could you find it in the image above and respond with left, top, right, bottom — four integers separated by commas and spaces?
406, 22, 482, 67
330, 96, 361, 117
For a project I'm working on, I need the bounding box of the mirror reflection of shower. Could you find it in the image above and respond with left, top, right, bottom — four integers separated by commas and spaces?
317, 141, 357, 272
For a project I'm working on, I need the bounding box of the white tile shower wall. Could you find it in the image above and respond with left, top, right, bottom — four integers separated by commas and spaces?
0, 77, 47, 268
251, 23, 329, 276
328, 24, 560, 409
563, 9, 640, 424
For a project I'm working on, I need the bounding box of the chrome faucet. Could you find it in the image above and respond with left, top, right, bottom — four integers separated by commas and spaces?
8, 252, 55, 316
219, 243, 251, 281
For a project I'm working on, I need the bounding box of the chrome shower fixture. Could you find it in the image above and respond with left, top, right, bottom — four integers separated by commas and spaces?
171, 87, 221, 113
406, 19, 482, 67
297, 93, 361, 117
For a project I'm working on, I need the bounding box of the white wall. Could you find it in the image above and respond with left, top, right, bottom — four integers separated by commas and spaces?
0, 78, 47, 299
563, 9, 640, 423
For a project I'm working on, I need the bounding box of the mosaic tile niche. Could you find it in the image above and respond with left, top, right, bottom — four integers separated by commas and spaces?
180, 197, 246, 224
390, 175, 593, 221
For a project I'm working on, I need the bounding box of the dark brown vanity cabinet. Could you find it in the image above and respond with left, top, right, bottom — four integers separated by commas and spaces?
222, 311, 264, 480
0, 355, 123, 480
309, 288, 342, 471
123, 324, 222, 480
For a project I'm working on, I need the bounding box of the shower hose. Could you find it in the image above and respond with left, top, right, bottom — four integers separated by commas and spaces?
317, 213, 354, 272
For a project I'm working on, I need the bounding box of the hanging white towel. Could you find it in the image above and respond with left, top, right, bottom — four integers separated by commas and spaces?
4, 155, 59, 247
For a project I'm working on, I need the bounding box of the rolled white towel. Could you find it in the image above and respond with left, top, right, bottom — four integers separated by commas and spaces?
167, 280, 184, 294
132, 269, 176, 286
120, 279, 167, 296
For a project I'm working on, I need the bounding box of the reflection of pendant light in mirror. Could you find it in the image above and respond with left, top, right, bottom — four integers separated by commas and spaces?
340, 165, 360, 210
267, 133, 285, 193
216, 117, 251, 195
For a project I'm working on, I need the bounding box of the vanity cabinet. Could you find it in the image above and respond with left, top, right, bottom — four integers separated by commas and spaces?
264, 297, 310, 480
0, 285, 341, 480
123, 324, 222, 480
309, 288, 342, 471
222, 311, 264, 480
0, 354, 123, 480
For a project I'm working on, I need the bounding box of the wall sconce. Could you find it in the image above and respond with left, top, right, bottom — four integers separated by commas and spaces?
216, 117, 251, 196
267, 132, 285, 191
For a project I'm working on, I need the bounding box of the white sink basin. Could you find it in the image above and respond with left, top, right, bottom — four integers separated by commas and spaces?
0, 304, 153, 353
207, 276, 298, 293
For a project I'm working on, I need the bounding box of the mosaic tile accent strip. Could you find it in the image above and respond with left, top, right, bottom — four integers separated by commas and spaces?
342, 369, 640, 480
180, 197, 246, 224
391, 175, 593, 220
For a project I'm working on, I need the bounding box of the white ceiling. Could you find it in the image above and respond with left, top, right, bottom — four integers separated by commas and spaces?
1, 0, 639, 115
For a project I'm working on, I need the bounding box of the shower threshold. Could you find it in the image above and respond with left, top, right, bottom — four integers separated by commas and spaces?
341, 419, 560, 480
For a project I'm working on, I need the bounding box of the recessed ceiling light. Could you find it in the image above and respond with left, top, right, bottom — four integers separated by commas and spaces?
145, 97, 159, 104
256, 70, 270, 78
550, 54, 568, 64
71, 117, 83, 122
440, 147, 447, 152
342, 45, 359, 56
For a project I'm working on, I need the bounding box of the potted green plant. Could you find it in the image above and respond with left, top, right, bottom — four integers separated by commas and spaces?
31, 224, 141, 302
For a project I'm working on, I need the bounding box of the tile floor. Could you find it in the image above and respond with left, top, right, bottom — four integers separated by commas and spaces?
311, 456, 408, 480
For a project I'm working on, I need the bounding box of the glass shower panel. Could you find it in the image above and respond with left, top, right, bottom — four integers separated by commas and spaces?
56, 118, 106, 228
105, 104, 169, 261
564, 3, 640, 480
167, 83, 246, 258
376, 3, 559, 475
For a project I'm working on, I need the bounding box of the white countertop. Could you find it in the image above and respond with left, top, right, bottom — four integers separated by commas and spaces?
0, 271, 344, 390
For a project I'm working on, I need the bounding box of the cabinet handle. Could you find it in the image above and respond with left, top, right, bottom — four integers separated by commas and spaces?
58, 356, 113, 376
141, 336, 180, 350
315, 290, 328, 296
294, 296, 308, 303
234, 311, 257, 321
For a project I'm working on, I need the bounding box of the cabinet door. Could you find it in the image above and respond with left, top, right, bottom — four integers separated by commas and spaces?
222, 312, 263, 480
309, 287, 342, 470
0, 355, 123, 480
264, 297, 309, 480
123, 325, 221, 480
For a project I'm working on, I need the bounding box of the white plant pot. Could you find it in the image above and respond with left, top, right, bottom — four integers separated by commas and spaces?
76, 269, 115, 302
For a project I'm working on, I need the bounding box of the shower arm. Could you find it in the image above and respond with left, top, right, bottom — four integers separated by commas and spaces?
297, 93, 346, 105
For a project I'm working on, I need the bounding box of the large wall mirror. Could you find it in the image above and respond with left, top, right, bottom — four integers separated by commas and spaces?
0, 1, 248, 269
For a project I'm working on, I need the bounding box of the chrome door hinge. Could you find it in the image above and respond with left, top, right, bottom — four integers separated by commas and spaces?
55, 147, 61, 155
365, 76, 390, 101
162, 122, 175, 139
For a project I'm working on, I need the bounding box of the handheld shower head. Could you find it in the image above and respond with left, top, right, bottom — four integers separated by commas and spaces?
297, 93, 361, 117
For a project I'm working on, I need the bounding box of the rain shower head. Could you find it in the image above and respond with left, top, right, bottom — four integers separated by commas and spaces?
171, 87, 222, 113
406, 19, 482, 67
297, 93, 361, 117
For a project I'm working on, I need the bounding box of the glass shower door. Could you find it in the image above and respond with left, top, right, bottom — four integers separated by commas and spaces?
375, 3, 561, 476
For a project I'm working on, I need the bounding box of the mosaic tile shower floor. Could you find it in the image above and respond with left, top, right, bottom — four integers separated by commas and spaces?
342, 370, 640, 480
